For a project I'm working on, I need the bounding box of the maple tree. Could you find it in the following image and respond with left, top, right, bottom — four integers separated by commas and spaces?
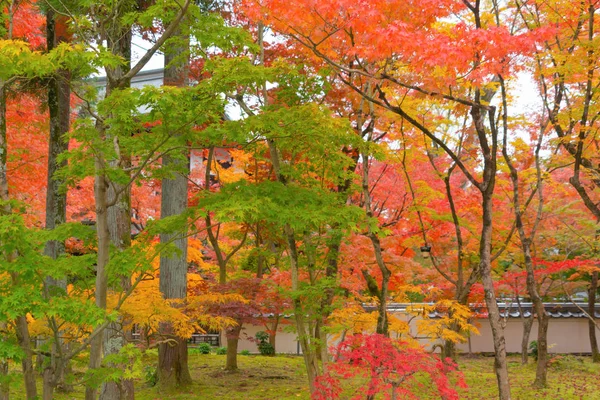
314, 334, 463, 400
237, 1, 564, 397
519, 0, 600, 363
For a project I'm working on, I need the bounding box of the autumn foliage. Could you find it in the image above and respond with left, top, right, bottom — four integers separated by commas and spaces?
314, 334, 464, 400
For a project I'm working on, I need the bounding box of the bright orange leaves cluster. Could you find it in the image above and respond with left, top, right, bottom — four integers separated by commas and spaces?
242, 0, 553, 88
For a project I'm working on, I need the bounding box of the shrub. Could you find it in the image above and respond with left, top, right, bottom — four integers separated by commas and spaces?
255, 331, 269, 343
314, 334, 464, 400
258, 342, 275, 356
255, 331, 275, 356
197, 343, 212, 354
240, 350, 251, 356
529, 341, 538, 361
215, 346, 227, 355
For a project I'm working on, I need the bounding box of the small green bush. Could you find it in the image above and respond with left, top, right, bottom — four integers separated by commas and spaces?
255, 331, 275, 356
529, 340, 538, 361
197, 343, 212, 354
215, 346, 227, 355
240, 350, 251, 356
255, 331, 269, 343
258, 342, 275, 356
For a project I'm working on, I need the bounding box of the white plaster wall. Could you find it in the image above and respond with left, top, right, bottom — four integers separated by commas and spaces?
456, 318, 595, 354
232, 316, 598, 355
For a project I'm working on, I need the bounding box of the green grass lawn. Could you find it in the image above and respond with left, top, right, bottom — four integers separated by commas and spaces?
7, 353, 600, 399
459, 355, 600, 400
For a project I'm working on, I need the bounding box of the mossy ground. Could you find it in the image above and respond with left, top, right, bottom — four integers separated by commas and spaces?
458, 354, 600, 399
7, 353, 600, 399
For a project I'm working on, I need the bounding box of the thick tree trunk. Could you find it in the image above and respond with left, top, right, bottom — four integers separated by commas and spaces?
157, 331, 190, 389
100, 324, 134, 400
157, 153, 191, 389
42, 10, 71, 399
225, 324, 242, 371
101, 172, 134, 400
157, 31, 192, 390
99, 22, 135, 400
267, 316, 279, 353
589, 271, 599, 362
44, 10, 70, 261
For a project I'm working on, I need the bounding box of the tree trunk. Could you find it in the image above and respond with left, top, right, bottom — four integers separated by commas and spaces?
157, 27, 192, 390
157, 330, 191, 390
520, 314, 533, 365
287, 228, 320, 394
443, 293, 475, 362
267, 316, 279, 354
589, 271, 599, 362
157, 163, 192, 389
225, 324, 242, 371
100, 324, 134, 400
99, 19, 135, 400
42, 10, 71, 398
362, 148, 390, 336
480, 191, 511, 400
0, 355, 8, 400
262, 48, 320, 391
44, 10, 70, 261
85, 142, 111, 400
14, 315, 37, 399
443, 325, 458, 362
519, 223, 549, 388
0, 80, 10, 400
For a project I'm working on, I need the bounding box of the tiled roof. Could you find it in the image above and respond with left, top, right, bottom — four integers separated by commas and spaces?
364, 302, 600, 319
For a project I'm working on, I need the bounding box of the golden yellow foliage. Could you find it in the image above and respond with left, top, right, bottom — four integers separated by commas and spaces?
113, 273, 244, 339
328, 303, 378, 338
409, 300, 478, 345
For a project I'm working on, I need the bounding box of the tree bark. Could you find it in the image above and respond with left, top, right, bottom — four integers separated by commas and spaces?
520, 308, 533, 365
361, 136, 390, 336
14, 315, 37, 399
225, 324, 242, 371
472, 98, 510, 399
0, 354, 7, 400
499, 73, 549, 387
479, 192, 511, 400
267, 316, 279, 353
101, 170, 134, 400
42, 10, 72, 399
99, 22, 135, 400
157, 25, 192, 390
589, 271, 599, 362
157, 155, 192, 389
157, 330, 191, 390
85, 147, 110, 400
